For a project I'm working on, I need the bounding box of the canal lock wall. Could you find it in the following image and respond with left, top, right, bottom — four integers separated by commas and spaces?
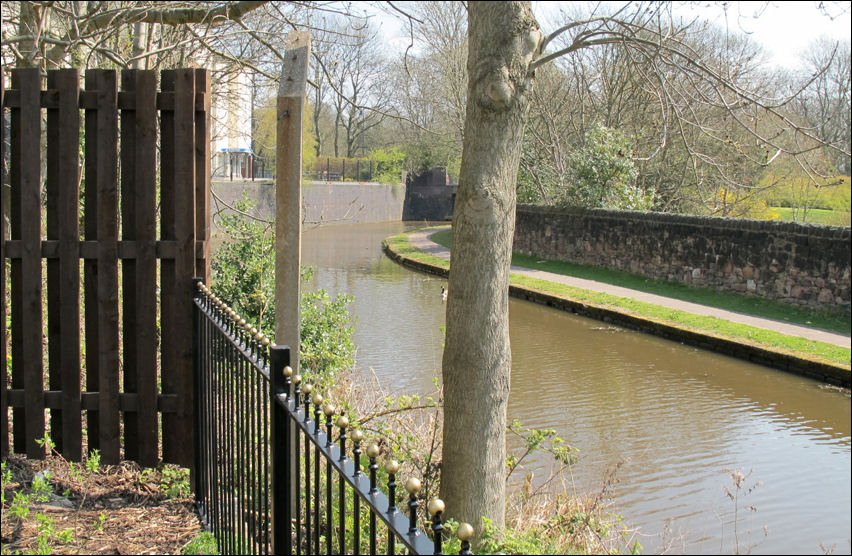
212, 168, 454, 226
513, 205, 851, 312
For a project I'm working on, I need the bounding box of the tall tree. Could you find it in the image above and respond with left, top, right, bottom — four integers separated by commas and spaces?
440, 1, 851, 536
440, 2, 542, 532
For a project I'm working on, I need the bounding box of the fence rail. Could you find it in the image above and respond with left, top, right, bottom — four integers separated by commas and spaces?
193, 281, 474, 555
1, 68, 210, 468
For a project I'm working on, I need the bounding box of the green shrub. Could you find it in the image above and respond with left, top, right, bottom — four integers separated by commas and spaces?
369, 147, 406, 185
211, 195, 355, 384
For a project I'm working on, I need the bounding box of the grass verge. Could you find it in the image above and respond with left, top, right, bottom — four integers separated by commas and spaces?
384, 227, 850, 370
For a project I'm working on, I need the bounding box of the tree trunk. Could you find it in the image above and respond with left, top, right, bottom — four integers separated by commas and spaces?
440, 1, 541, 535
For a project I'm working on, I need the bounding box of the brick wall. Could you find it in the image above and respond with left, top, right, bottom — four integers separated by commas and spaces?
514, 205, 851, 311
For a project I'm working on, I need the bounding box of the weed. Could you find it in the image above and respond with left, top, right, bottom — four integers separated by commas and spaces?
722, 467, 767, 554
31, 473, 52, 503
95, 511, 107, 531
10, 491, 33, 520
160, 465, 191, 500
506, 419, 578, 482
86, 450, 101, 473
1, 461, 11, 504
182, 531, 218, 555
34, 433, 56, 453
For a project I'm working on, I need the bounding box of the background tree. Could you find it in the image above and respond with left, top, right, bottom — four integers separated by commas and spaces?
385, 1, 467, 176
792, 38, 851, 175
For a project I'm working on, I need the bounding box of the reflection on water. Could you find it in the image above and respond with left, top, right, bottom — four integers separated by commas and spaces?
302, 221, 851, 555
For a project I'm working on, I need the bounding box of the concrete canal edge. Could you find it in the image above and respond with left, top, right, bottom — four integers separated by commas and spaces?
382, 235, 851, 388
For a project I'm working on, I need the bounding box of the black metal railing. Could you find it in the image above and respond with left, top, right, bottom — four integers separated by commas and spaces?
193, 280, 474, 555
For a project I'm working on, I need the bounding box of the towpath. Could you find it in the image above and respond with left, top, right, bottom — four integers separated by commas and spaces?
407, 227, 851, 349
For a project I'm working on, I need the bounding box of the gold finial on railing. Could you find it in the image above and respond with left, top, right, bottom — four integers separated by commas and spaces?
384, 459, 400, 475
405, 477, 421, 494
427, 498, 445, 516
406, 477, 422, 534
457, 522, 474, 555
428, 498, 446, 554
366, 444, 380, 458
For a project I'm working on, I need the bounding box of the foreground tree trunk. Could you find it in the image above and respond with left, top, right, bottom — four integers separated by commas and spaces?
440, 1, 541, 534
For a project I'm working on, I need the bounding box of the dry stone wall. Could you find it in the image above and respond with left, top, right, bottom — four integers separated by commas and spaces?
514, 205, 851, 311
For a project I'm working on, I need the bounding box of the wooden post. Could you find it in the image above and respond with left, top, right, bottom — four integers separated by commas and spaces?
275, 31, 310, 369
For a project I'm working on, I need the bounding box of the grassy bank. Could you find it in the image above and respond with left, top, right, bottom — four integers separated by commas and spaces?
385, 228, 850, 370
430, 229, 850, 335
770, 207, 851, 226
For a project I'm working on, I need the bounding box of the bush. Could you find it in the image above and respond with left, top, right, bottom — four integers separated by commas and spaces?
564, 123, 654, 210
369, 147, 406, 184
211, 195, 356, 384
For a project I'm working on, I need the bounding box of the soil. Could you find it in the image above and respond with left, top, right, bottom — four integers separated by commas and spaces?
1, 454, 204, 555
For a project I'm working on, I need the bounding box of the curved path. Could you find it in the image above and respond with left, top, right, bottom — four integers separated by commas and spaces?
407, 227, 851, 350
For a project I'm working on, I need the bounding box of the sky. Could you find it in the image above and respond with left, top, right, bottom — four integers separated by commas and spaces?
364, 1, 851, 70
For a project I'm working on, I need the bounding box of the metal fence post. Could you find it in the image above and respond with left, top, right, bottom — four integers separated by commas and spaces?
271, 345, 292, 555
192, 278, 204, 503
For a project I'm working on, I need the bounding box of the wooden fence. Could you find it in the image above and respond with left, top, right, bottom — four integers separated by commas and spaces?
1, 68, 210, 469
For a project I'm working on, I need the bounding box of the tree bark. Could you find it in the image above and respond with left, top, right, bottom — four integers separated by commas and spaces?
440, 1, 541, 535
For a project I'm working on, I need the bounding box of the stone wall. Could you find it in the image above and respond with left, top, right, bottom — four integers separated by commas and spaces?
513, 205, 851, 311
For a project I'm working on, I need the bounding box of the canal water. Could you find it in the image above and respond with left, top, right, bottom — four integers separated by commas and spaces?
301, 221, 851, 555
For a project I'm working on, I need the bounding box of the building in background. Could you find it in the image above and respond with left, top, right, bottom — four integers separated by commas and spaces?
211, 66, 253, 179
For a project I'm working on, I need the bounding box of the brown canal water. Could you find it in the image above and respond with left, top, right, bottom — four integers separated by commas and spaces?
302, 221, 851, 555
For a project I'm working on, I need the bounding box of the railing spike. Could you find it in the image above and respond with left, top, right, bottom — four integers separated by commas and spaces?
457, 522, 474, 555
405, 478, 421, 535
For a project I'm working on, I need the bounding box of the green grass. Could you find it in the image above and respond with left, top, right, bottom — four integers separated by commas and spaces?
386, 228, 850, 369
430, 228, 850, 335
182, 532, 218, 555
770, 207, 851, 226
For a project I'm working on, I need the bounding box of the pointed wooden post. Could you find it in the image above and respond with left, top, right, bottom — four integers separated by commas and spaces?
275, 31, 310, 369
275, 32, 310, 553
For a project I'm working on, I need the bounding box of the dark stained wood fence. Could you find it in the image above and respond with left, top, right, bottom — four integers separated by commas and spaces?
1, 68, 211, 469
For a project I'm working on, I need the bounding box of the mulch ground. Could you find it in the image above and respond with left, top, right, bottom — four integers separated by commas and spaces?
1, 454, 203, 555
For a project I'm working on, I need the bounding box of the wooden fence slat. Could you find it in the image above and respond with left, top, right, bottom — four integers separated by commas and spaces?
1, 71, 7, 457
160, 69, 197, 467
135, 70, 160, 467
12, 69, 45, 459
57, 68, 84, 462
120, 70, 159, 466
9, 72, 24, 455
90, 70, 121, 465
46, 69, 83, 460
195, 69, 211, 282
84, 72, 100, 454
46, 71, 61, 451
120, 70, 138, 462
159, 70, 176, 464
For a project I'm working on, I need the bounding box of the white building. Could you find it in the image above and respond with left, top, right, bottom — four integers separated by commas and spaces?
211, 66, 253, 178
